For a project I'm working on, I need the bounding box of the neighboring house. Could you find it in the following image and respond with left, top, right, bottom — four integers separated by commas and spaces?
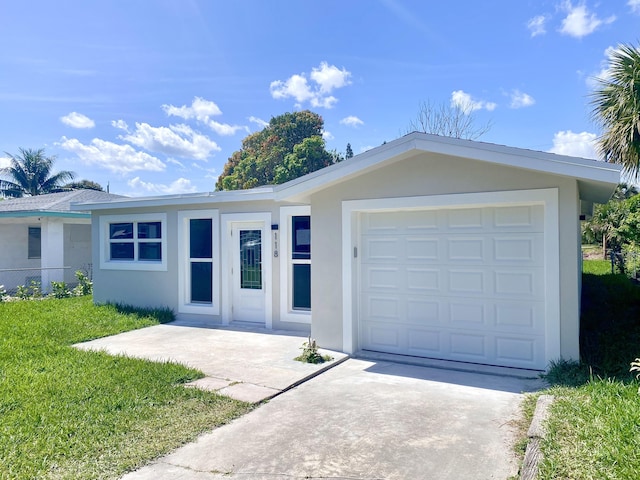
0, 190, 125, 292
74, 133, 620, 370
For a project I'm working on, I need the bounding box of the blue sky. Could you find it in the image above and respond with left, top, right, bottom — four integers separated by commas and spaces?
1, 1, 638, 196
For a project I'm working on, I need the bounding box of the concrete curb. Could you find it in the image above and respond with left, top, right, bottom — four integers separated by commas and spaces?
521, 394, 554, 480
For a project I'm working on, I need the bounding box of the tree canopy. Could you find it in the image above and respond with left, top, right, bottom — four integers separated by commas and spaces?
216, 110, 337, 190
406, 100, 492, 140
590, 43, 640, 179
0, 148, 76, 197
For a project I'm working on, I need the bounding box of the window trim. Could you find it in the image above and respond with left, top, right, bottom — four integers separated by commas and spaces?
99, 213, 167, 271
177, 209, 220, 315
279, 206, 311, 324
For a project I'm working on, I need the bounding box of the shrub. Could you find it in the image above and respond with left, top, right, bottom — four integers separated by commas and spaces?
50, 281, 72, 299
294, 336, 333, 364
73, 270, 92, 296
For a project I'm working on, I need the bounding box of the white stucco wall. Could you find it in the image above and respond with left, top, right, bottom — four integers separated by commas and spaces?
91, 202, 310, 332
309, 152, 581, 364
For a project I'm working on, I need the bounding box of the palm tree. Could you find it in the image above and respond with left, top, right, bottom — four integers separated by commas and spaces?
0, 148, 76, 197
590, 43, 640, 179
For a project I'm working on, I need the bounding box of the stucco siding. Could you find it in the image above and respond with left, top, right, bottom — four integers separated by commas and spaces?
63, 224, 92, 284
91, 202, 311, 332
310, 152, 582, 362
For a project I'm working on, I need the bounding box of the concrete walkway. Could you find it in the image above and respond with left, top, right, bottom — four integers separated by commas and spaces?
75, 321, 347, 402
121, 358, 542, 480
75, 322, 543, 479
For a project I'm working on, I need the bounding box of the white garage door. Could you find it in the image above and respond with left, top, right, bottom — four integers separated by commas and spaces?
359, 204, 546, 370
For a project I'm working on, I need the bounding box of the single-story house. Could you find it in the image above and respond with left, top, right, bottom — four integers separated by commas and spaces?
0, 189, 124, 292
74, 132, 620, 370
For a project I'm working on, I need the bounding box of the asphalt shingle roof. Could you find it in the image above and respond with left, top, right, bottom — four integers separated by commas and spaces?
0, 190, 126, 214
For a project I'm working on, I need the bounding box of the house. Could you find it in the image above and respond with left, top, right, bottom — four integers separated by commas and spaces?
0, 189, 124, 292
74, 133, 620, 370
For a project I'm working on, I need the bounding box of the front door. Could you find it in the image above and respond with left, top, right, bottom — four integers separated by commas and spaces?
231, 222, 266, 323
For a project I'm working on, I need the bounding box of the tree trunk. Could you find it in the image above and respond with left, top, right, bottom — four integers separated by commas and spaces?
602, 235, 608, 259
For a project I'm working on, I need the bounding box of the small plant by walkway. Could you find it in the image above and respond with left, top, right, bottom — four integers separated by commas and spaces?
517, 260, 640, 478
0, 296, 251, 479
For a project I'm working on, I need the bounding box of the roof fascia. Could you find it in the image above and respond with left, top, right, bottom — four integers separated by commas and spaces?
0, 211, 90, 218
71, 189, 277, 211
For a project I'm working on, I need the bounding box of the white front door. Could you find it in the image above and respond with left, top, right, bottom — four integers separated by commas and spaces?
231, 222, 266, 323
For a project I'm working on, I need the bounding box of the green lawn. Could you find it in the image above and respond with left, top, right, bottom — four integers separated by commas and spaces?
526, 259, 640, 478
0, 296, 251, 480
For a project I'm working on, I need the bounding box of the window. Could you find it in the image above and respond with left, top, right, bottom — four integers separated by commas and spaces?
291, 216, 310, 309
279, 206, 311, 323
100, 214, 167, 271
178, 210, 220, 315
28, 226, 41, 259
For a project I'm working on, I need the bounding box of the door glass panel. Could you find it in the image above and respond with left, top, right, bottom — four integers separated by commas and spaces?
190, 219, 212, 258
240, 229, 262, 289
292, 263, 311, 310
191, 262, 213, 303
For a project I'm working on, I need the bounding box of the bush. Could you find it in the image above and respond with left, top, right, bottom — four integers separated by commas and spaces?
50, 281, 72, 299
73, 270, 93, 296
294, 336, 333, 364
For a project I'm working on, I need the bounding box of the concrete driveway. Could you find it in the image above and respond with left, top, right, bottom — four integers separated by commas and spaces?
76, 323, 542, 479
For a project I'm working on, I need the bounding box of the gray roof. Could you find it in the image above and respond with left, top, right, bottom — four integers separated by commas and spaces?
0, 190, 126, 214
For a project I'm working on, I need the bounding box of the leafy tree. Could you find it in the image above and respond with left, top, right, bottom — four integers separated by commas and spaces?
216, 110, 336, 190
345, 143, 354, 159
0, 148, 75, 197
583, 184, 640, 258
406, 100, 492, 140
590, 43, 640, 179
64, 179, 104, 191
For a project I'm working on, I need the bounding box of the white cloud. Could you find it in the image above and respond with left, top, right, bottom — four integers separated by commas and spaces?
60, 112, 95, 129
163, 97, 245, 136
127, 176, 198, 196
559, 1, 615, 38
0, 156, 11, 169
630, 0, 640, 14
527, 15, 547, 37
587, 45, 619, 87
111, 119, 129, 132
340, 116, 364, 127
509, 90, 535, 109
163, 97, 222, 120
248, 116, 269, 128
207, 120, 248, 136
59, 137, 166, 174
549, 130, 598, 159
451, 90, 497, 113
310, 62, 352, 93
270, 62, 352, 109
322, 130, 334, 140
121, 122, 220, 160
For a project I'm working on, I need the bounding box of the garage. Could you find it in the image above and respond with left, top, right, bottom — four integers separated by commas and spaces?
358, 203, 547, 370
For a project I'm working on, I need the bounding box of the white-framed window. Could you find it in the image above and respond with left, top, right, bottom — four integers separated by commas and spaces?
99, 213, 167, 271
178, 209, 220, 315
279, 206, 311, 324
28, 226, 41, 259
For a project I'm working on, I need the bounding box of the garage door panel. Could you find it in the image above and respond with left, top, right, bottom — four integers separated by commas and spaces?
406, 237, 440, 260
493, 234, 543, 264
494, 302, 544, 333
363, 237, 402, 260
447, 237, 485, 261
406, 268, 440, 291
364, 266, 403, 290
359, 205, 547, 370
493, 205, 544, 231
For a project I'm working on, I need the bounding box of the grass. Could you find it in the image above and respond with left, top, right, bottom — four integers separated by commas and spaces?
519, 259, 640, 479
0, 296, 252, 480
